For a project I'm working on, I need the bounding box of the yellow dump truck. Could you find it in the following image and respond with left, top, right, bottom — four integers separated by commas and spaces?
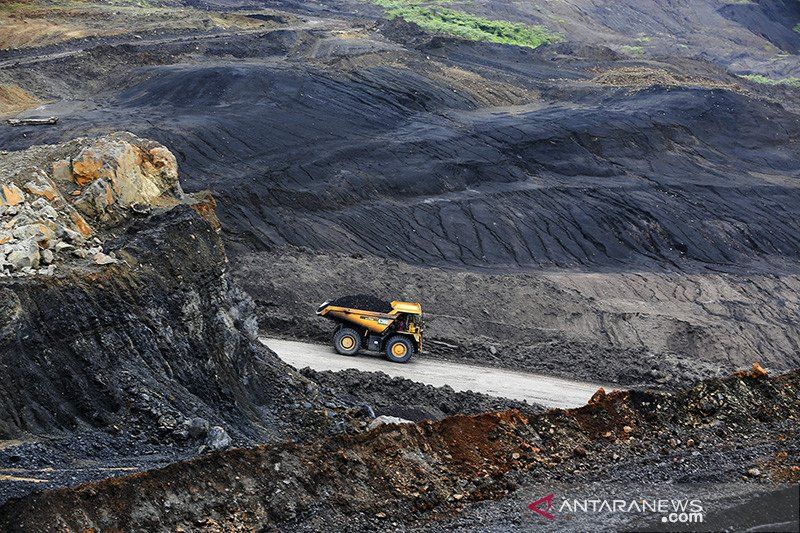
316, 295, 423, 363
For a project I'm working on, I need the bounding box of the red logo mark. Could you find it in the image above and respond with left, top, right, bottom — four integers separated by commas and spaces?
528, 493, 556, 520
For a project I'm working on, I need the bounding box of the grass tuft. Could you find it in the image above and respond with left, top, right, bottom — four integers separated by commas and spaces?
620, 45, 644, 56
372, 0, 561, 49
740, 74, 800, 87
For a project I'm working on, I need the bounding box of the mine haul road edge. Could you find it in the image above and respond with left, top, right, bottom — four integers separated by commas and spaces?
260, 337, 613, 409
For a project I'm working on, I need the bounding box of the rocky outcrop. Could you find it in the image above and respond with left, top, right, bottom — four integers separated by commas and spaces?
0, 132, 185, 277
0, 134, 332, 444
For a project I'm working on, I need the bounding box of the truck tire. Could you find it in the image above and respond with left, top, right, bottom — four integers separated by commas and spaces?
333, 327, 361, 356
385, 335, 413, 363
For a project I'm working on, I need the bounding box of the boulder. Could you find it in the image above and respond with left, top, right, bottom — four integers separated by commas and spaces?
1, 183, 25, 206
94, 252, 118, 265
69, 211, 93, 237
41, 249, 54, 265
30, 198, 58, 220
186, 417, 210, 438
60, 227, 84, 243
23, 179, 58, 202
5, 238, 40, 270
12, 223, 54, 246
66, 134, 182, 222
51, 159, 73, 184
206, 426, 232, 451
367, 415, 414, 431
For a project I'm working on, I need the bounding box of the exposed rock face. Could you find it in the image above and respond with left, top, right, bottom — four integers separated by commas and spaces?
66, 137, 181, 219
0, 132, 184, 277
0, 134, 330, 445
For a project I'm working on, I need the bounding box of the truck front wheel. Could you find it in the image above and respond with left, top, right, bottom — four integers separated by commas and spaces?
333, 327, 361, 356
385, 335, 413, 363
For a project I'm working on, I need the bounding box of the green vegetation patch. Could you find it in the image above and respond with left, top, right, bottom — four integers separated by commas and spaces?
740, 74, 800, 87
620, 45, 644, 56
794, 23, 800, 34
372, 0, 561, 49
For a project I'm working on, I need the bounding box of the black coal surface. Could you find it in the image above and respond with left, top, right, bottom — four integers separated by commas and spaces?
2, 7, 799, 275
4, 39, 799, 274
329, 294, 392, 313
301, 367, 541, 421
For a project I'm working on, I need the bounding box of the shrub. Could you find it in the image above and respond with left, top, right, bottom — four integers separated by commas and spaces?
740, 74, 800, 87
372, 0, 562, 49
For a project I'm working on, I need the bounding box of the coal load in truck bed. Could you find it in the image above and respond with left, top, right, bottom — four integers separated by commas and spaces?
329, 294, 393, 313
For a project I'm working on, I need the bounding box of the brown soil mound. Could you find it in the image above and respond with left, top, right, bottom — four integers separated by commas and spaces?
0, 3, 273, 50
0, 84, 40, 116
2, 369, 797, 531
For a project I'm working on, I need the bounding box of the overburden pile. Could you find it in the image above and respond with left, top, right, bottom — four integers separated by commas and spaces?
2, 366, 796, 531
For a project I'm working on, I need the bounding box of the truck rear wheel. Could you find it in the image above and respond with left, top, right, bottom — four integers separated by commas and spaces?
333, 327, 361, 356
385, 335, 413, 363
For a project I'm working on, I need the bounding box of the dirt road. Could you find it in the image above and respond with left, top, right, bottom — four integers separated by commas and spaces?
260, 338, 609, 408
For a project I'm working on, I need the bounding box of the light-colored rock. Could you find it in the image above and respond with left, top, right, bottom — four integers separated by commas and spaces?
51, 159, 73, 184
71, 156, 104, 186
5, 238, 40, 270
94, 252, 118, 265
12, 223, 54, 245
30, 198, 59, 220
367, 415, 415, 431
68, 136, 180, 219
1, 183, 25, 206
61, 227, 84, 243
69, 210, 93, 237
747, 467, 762, 477
23, 179, 58, 202
54, 241, 75, 253
206, 426, 231, 451
2, 134, 187, 275
41, 249, 54, 264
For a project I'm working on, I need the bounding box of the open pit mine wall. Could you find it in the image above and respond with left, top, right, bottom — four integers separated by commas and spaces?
0, 204, 284, 440
0, 135, 316, 442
